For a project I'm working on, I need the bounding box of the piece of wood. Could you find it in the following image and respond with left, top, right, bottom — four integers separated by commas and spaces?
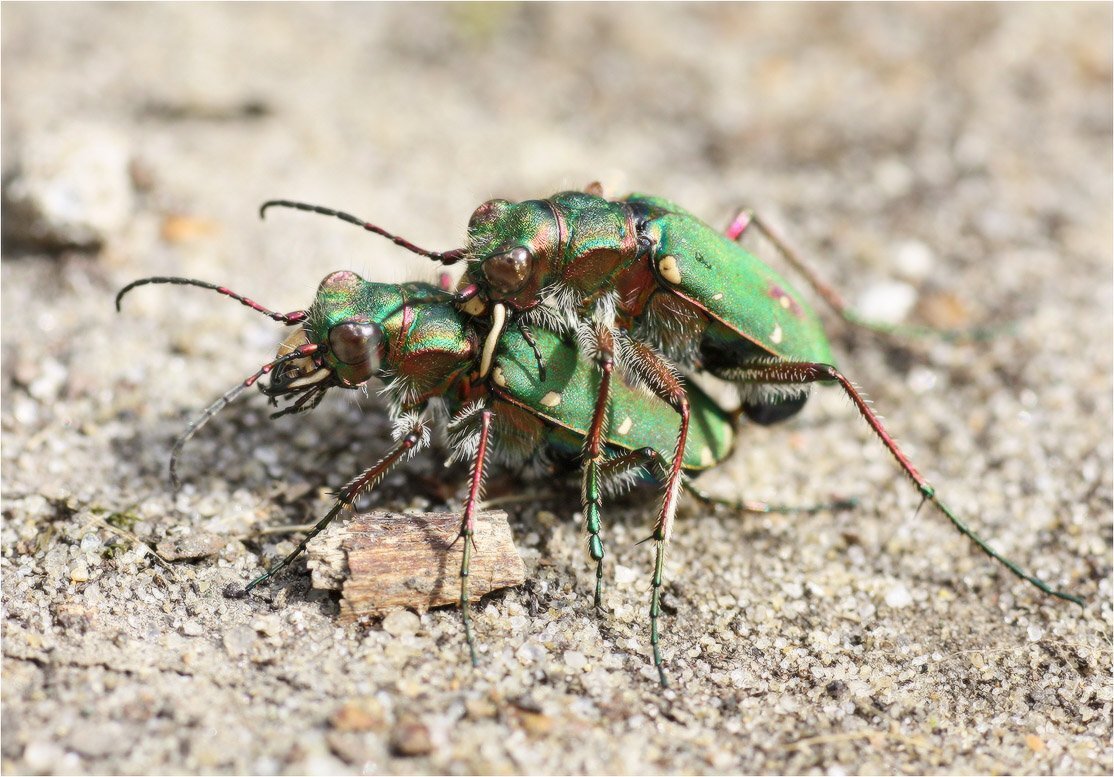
307, 510, 526, 622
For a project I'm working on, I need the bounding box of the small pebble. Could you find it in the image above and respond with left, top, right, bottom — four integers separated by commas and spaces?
516, 708, 554, 735
181, 620, 204, 637
222, 625, 255, 657
330, 699, 386, 732
300, 753, 350, 776
22, 740, 64, 774
69, 563, 90, 583
382, 610, 420, 637
5, 124, 134, 249
27, 359, 68, 402
563, 650, 587, 670
251, 615, 283, 636
67, 722, 125, 757
855, 281, 917, 324
894, 239, 936, 280
389, 717, 432, 757
884, 584, 913, 608
156, 531, 227, 561
465, 696, 497, 719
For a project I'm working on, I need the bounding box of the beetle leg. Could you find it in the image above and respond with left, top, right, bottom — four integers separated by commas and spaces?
726, 361, 1083, 607
240, 413, 431, 595
457, 407, 495, 666
725, 209, 1001, 342
725, 208, 868, 325
516, 320, 548, 382
169, 342, 321, 490
618, 337, 690, 546
580, 323, 616, 611
615, 337, 691, 687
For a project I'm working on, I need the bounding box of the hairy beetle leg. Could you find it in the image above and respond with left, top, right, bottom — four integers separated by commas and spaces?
457, 408, 495, 667
608, 338, 692, 687
581, 323, 616, 611
242, 419, 430, 594
726, 361, 1083, 607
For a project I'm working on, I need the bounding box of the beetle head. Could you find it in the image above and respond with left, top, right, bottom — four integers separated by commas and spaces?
265, 270, 387, 402
466, 198, 560, 310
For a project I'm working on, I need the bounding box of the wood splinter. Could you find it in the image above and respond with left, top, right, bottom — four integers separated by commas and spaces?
306, 510, 526, 622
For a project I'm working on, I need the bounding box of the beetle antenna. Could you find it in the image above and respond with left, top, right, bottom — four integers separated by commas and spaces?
169, 343, 320, 489
116, 276, 307, 325
260, 199, 467, 265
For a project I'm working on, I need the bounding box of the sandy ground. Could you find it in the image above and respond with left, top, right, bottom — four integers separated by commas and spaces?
2, 4, 1111, 775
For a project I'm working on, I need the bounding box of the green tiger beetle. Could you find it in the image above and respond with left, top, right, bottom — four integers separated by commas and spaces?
118, 186, 1082, 686
118, 271, 849, 683
257, 188, 1081, 676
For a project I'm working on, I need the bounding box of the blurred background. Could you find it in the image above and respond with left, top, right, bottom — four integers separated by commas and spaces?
3, 4, 1110, 775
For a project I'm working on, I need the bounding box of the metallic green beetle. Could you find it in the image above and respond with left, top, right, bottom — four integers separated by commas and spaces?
256, 191, 1078, 655
258, 190, 843, 631
118, 247, 1081, 686
117, 271, 785, 682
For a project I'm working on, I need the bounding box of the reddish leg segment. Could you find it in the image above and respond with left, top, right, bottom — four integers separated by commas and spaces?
620, 338, 691, 546
617, 337, 691, 686
459, 408, 495, 666
242, 415, 430, 593
726, 361, 1082, 606
581, 324, 616, 609
725, 209, 854, 319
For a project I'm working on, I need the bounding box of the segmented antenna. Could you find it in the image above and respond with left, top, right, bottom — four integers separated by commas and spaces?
168, 343, 320, 489
259, 199, 467, 265
116, 277, 307, 325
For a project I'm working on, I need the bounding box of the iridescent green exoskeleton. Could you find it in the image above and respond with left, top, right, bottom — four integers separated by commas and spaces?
255, 191, 1081, 683
120, 271, 819, 681
255, 192, 844, 644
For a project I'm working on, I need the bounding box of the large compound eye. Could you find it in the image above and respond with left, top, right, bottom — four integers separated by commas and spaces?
483, 245, 533, 295
328, 320, 382, 366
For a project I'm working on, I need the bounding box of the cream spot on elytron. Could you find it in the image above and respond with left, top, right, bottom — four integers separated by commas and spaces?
492, 366, 506, 387
779, 295, 791, 309
658, 255, 682, 284
617, 416, 633, 435
540, 391, 562, 407
770, 323, 783, 344
701, 446, 715, 467
711, 292, 724, 301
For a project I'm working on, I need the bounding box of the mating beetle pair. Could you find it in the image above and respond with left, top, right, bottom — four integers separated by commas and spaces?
117, 185, 1081, 686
